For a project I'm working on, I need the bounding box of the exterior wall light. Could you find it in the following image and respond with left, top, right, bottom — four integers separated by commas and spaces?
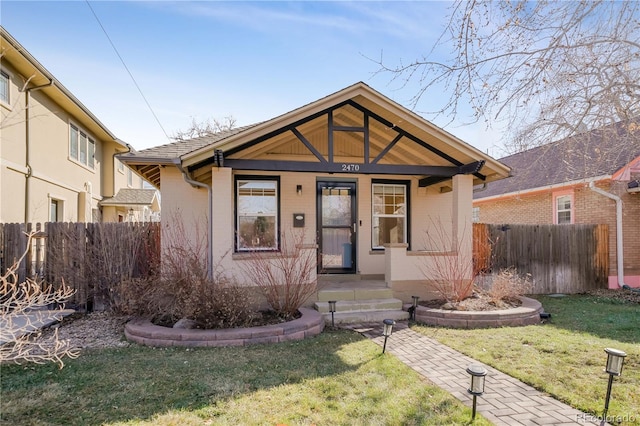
382, 319, 396, 354
328, 300, 336, 327
296, 184, 302, 196
466, 364, 487, 420
603, 347, 627, 421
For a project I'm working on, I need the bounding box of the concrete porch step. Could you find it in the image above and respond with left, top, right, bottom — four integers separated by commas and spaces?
316, 287, 393, 302
322, 309, 409, 325
315, 298, 403, 313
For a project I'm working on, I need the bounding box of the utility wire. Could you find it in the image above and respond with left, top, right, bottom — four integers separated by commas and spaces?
85, 0, 171, 142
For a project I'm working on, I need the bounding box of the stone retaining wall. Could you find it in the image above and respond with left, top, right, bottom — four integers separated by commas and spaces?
125, 308, 325, 347
414, 297, 543, 328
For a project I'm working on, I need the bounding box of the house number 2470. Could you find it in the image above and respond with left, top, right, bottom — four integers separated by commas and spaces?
341, 164, 360, 172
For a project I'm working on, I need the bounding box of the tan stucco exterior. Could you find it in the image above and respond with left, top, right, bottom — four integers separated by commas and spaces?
1, 26, 147, 224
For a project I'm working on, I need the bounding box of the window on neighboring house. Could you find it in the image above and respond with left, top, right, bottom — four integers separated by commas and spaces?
372, 182, 408, 249
472, 207, 480, 223
49, 199, 62, 222
0, 70, 9, 104
555, 194, 572, 224
117, 158, 124, 172
236, 177, 279, 251
127, 168, 133, 187
69, 124, 96, 169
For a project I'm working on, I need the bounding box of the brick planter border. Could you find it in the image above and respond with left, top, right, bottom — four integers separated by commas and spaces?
414, 296, 543, 328
124, 307, 325, 347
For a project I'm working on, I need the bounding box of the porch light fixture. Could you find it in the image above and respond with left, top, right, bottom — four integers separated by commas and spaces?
602, 348, 627, 421
328, 300, 336, 327
382, 319, 396, 354
411, 296, 420, 320
466, 364, 487, 420
296, 184, 302, 196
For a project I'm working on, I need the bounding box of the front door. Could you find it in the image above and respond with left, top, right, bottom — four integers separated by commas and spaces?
317, 181, 356, 273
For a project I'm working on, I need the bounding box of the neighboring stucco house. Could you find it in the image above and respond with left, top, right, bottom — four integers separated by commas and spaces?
0, 26, 156, 224
473, 121, 640, 289
120, 82, 510, 305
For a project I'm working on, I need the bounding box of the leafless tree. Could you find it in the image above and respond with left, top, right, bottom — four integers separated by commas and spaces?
171, 116, 237, 141
376, 1, 640, 152
0, 234, 79, 369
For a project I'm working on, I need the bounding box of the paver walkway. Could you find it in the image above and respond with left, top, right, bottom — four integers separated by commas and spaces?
346, 321, 604, 426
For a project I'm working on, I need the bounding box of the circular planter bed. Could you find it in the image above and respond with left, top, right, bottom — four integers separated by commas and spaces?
124, 307, 325, 347
414, 296, 543, 329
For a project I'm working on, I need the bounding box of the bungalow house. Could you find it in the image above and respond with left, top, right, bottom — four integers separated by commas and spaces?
119, 82, 510, 317
0, 26, 157, 224
473, 121, 640, 289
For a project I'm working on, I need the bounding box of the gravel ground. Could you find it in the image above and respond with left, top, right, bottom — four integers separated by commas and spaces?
43, 311, 131, 350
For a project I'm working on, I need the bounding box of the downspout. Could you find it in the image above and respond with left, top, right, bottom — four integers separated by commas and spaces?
174, 160, 213, 280
24, 79, 54, 223
588, 181, 626, 288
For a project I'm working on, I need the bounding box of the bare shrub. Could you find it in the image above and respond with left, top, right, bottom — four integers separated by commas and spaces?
420, 219, 475, 303
113, 215, 257, 328
1, 234, 79, 368
488, 268, 532, 305
240, 230, 317, 320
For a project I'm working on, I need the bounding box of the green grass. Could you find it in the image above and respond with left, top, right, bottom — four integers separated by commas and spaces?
1, 330, 490, 426
412, 294, 640, 425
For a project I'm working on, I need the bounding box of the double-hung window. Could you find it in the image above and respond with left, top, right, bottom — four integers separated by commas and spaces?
0, 70, 9, 105
236, 177, 279, 251
372, 181, 408, 249
69, 124, 96, 169
555, 194, 572, 224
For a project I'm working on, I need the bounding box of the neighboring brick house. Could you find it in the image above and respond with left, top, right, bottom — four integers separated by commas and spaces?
473, 121, 640, 289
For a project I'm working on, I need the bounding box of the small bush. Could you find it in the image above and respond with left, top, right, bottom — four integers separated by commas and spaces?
488, 268, 532, 304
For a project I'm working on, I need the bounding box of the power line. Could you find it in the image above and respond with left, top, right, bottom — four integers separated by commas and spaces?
85, 0, 171, 142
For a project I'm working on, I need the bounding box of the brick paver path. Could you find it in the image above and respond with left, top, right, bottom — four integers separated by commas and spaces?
346, 321, 603, 426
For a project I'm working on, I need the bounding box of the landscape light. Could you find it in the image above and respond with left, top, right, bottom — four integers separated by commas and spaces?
328, 300, 336, 327
602, 348, 627, 421
382, 319, 396, 354
411, 296, 420, 320
466, 364, 487, 420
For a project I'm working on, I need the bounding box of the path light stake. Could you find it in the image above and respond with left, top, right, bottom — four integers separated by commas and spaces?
328, 301, 336, 327
411, 296, 420, 320
381, 319, 396, 354
466, 364, 487, 421
602, 348, 626, 422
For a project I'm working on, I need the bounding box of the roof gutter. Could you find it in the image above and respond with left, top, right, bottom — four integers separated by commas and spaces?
173, 159, 213, 280
588, 182, 626, 289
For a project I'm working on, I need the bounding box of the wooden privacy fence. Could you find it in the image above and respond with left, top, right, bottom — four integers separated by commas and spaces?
0, 222, 161, 310
473, 223, 609, 294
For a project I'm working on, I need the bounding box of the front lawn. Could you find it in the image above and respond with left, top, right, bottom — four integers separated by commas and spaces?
1, 330, 490, 426
412, 293, 639, 425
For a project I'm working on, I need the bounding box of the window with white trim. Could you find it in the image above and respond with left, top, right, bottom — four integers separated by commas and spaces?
236, 178, 279, 251
555, 194, 572, 224
117, 158, 125, 172
49, 199, 62, 222
127, 168, 133, 187
69, 124, 96, 169
372, 182, 407, 249
0, 70, 9, 104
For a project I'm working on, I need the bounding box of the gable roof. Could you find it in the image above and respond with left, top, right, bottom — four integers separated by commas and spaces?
120, 82, 511, 189
99, 188, 160, 211
475, 120, 640, 200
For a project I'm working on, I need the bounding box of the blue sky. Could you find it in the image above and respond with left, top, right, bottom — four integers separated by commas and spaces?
2, 1, 502, 154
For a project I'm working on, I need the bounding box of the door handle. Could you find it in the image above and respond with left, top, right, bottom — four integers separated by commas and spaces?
353, 223, 357, 233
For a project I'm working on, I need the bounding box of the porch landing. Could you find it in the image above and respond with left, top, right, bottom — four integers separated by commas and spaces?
315, 276, 409, 324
